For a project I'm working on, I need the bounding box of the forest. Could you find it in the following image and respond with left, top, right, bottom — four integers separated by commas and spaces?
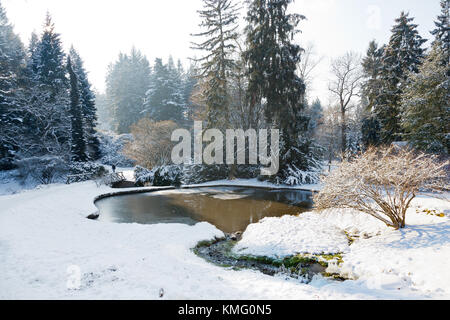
1, 0, 448, 187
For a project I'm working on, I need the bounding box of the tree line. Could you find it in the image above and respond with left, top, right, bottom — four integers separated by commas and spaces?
361, 1, 449, 154
0, 4, 100, 170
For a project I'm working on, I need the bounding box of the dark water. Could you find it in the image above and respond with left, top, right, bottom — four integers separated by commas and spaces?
95, 187, 313, 233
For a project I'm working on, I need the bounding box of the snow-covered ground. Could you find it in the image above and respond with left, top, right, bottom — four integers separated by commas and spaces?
0, 179, 449, 299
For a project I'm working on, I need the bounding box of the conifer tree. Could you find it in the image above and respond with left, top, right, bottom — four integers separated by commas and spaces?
431, 0, 449, 72
401, 42, 450, 154
144, 58, 185, 124
106, 47, 151, 133
375, 12, 426, 144
0, 2, 26, 168
67, 57, 87, 162
191, 0, 240, 129
69, 47, 100, 159
245, 0, 319, 183
24, 13, 71, 157
361, 41, 384, 113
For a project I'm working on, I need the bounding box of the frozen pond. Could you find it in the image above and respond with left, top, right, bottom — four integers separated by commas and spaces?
95, 187, 313, 233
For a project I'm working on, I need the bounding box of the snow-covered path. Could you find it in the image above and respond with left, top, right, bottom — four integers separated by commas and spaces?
0, 181, 448, 299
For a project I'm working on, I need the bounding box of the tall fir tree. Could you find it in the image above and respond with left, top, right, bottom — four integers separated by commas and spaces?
0, 2, 26, 168
401, 42, 450, 154
245, 0, 319, 184
431, 0, 450, 73
191, 0, 240, 129
144, 57, 185, 124
106, 47, 151, 134
67, 57, 87, 162
25, 13, 71, 157
361, 41, 384, 113
375, 12, 426, 144
69, 47, 100, 160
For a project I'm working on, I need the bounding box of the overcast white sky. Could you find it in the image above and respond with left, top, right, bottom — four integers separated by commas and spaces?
2, 0, 441, 102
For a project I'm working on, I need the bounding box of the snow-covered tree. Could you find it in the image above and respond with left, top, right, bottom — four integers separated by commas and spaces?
315, 146, 449, 229
401, 42, 450, 154
191, 0, 240, 129
67, 57, 87, 162
106, 47, 151, 134
375, 12, 426, 144
244, 0, 320, 184
328, 52, 363, 155
24, 13, 71, 158
0, 3, 26, 168
69, 47, 100, 160
143, 57, 185, 125
431, 0, 449, 70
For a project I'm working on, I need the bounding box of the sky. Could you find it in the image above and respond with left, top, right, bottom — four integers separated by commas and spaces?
2, 0, 442, 102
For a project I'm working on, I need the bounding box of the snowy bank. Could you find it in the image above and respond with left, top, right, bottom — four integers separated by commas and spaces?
0, 180, 448, 299
232, 194, 450, 297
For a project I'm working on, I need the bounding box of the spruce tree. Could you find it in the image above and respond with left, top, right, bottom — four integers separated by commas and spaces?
67, 57, 87, 162
361, 41, 384, 113
144, 58, 185, 124
69, 47, 100, 159
106, 47, 151, 133
401, 42, 450, 154
431, 0, 450, 72
0, 3, 26, 168
375, 12, 426, 144
191, 0, 240, 129
26, 13, 70, 156
245, 0, 318, 183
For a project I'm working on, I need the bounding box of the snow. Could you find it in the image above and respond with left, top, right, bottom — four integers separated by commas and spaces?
0, 178, 449, 299
233, 194, 450, 298
233, 214, 350, 257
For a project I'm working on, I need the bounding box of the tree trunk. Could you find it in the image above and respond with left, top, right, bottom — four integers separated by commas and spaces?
341, 109, 347, 156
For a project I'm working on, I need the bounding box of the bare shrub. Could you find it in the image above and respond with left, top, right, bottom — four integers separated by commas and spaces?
314, 146, 449, 229
123, 119, 177, 169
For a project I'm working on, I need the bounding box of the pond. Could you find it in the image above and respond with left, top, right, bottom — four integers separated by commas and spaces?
95, 186, 313, 233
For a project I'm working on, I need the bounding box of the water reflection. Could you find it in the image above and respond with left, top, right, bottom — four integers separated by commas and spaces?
96, 187, 313, 233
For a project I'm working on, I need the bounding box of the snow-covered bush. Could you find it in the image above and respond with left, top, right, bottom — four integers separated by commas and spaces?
182, 164, 230, 185
283, 165, 321, 186
69, 162, 108, 182
16, 156, 69, 185
135, 165, 183, 187
314, 146, 449, 229
98, 131, 135, 167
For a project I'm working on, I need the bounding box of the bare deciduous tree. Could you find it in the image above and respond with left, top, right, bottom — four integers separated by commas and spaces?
328, 52, 363, 155
297, 43, 324, 96
124, 119, 177, 169
314, 146, 449, 229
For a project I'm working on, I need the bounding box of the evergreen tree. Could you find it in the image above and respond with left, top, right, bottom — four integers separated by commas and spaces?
401, 42, 450, 154
431, 0, 450, 72
375, 12, 426, 144
23, 13, 71, 157
69, 47, 100, 159
361, 115, 381, 150
106, 47, 151, 133
361, 41, 384, 113
0, 2, 26, 168
67, 57, 87, 162
191, 0, 240, 129
144, 57, 185, 124
245, 0, 319, 183
307, 98, 323, 132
